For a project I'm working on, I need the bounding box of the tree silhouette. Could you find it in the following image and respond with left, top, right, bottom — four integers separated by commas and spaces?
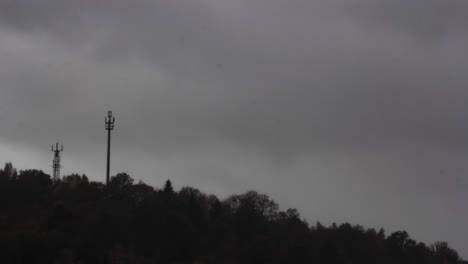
163, 179, 174, 194
0, 162, 466, 264
109, 172, 134, 191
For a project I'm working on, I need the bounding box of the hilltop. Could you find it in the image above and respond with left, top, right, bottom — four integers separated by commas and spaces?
0, 162, 465, 264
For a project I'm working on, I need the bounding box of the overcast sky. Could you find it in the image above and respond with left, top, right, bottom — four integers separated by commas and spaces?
1, 0, 468, 257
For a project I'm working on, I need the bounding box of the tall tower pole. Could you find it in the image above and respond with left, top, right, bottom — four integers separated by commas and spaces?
51, 142, 63, 181
105, 111, 115, 185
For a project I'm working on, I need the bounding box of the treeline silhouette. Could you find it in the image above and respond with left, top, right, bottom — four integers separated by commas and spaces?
0, 162, 465, 264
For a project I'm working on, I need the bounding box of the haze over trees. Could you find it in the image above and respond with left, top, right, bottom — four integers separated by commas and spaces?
0, 162, 465, 264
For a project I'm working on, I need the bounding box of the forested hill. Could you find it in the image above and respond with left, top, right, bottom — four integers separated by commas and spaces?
0, 162, 465, 264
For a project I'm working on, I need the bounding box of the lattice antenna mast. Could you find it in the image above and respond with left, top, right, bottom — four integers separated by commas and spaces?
51, 142, 63, 181
105, 111, 115, 185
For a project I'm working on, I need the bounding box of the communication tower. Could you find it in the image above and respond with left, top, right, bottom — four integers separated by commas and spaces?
105, 111, 115, 185
51, 142, 63, 181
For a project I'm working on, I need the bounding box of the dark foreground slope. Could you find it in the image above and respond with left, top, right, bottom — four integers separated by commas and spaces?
0, 163, 465, 264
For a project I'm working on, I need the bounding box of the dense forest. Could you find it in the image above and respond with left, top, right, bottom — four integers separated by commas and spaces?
0, 162, 465, 264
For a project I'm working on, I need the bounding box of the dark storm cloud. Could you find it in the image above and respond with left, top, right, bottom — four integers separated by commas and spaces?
2, 0, 468, 152
1, 0, 468, 257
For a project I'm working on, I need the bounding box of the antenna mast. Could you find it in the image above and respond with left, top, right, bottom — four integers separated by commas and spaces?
51, 142, 63, 181
105, 111, 115, 185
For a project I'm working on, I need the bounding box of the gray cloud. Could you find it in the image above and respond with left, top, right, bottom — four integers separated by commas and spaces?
1, 0, 468, 257
345, 0, 468, 42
